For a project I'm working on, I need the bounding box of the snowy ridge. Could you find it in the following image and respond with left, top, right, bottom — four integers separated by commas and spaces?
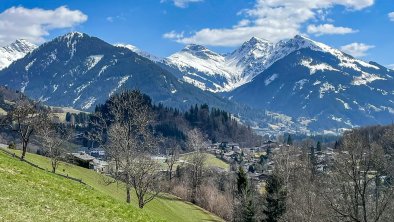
115, 44, 161, 62
164, 35, 387, 93
0, 39, 37, 70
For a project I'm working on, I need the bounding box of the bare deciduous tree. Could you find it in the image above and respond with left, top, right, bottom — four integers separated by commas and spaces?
186, 128, 208, 203
165, 139, 180, 181
4, 98, 41, 160
36, 111, 73, 173
104, 90, 161, 208
322, 132, 394, 222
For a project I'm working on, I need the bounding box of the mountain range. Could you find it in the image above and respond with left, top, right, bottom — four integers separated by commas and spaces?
0, 32, 393, 134
0, 32, 241, 113
0, 39, 37, 70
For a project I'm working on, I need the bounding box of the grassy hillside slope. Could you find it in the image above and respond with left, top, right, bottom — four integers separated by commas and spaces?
180, 153, 229, 171
1, 149, 223, 222
0, 151, 156, 222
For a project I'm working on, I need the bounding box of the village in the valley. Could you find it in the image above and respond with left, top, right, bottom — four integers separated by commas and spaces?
68, 138, 337, 184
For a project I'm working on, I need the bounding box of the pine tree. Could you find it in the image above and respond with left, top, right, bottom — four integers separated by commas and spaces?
334, 140, 339, 149
286, 134, 293, 145
65, 112, 71, 122
316, 141, 322, 153
237, 166, 248, 194
236, 167, 255, 222
263, 174, 286, 222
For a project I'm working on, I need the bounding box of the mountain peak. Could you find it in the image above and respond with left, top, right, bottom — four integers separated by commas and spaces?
287, 34, 317, 46
183, 44, 209, 52
14, 39, 31, 45
247, 36, 270, 45
0, 39, 37, 70
178, 44, 222, 60
7, 39, 37, 52
277, 34, 335, 54
65, 31, 86, 38
55, 32, 89, 43
115, 43, 139, 52
293, 34, 309, 40
115, 43, 162, 62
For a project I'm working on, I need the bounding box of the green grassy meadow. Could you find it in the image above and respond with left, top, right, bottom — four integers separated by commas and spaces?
0, 151, 156, 222
0, 148, 223, 222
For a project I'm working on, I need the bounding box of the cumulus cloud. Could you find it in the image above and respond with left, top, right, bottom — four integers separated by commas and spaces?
0, 6, 87, 46
340, 42, 375, 57
163, 0, 374, 46
161, 0, 203, 8
389, 12, 394, 21
307, 24, 358, 36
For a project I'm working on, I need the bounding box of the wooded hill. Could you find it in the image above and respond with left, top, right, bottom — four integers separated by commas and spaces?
88, 90, 262, 150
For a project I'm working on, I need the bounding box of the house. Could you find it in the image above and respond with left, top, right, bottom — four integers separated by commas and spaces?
68, 151, 96, 168
219, 142, 240, 151
250, 173, 270, 181
89, 159, 109, 173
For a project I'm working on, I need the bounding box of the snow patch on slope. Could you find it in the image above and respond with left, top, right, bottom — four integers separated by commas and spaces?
264, 74, 278, 86
300, 59, 338, 75
319, 82, 335, 98
336, 98, 351, 110
109, 75, 131, 97
85, 55, 103, 71
352, 72, 385, 85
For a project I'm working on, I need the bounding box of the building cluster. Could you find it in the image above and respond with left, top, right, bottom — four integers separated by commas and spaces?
207, 140, 280, 181
67, 148, 109, 173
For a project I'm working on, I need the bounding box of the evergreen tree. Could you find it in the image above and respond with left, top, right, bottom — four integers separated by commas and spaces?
334, 140, 339, 149
65, 112, 71, 122
286, 134, 293, 145
237, 166, 248, 194
263, 174, 286, 222
236, 167, 255, 222
316, 141, 322, 153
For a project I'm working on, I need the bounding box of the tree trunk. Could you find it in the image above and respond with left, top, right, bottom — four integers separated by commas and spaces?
169, 165, 173, 181
52, 160, 56, 173
138, 196, 144, 209
126, 186, 131, 204
21, 140, 27, 160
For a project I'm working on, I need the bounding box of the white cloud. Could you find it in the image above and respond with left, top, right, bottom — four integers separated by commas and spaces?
387, 64, 394, 70
307, 24, 358, 36
340, 42, 375, 57
163, 30, 184, 39
163, 0, 374, 46
161, 0, 203, 8
234, 19, 251, 28
106, 14, 125, 23
0, 6, 87, 46
389, 12, 394, 21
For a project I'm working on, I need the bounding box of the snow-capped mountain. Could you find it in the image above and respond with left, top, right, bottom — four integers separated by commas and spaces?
163, 35, 350, 92
0, 32, 244, 115
228, 35, 394, 132
0, 39, 37, 70
114, 43, 161, 62
1, 32, 393, 133
162, 44, 237, 92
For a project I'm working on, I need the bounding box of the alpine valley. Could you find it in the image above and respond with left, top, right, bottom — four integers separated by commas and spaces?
0, 32, 393, 134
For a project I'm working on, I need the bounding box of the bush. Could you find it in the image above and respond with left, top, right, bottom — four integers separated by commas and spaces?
8, 142, 16, 149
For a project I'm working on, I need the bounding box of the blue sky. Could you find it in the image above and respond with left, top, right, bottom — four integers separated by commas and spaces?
0, 0, 393, 67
